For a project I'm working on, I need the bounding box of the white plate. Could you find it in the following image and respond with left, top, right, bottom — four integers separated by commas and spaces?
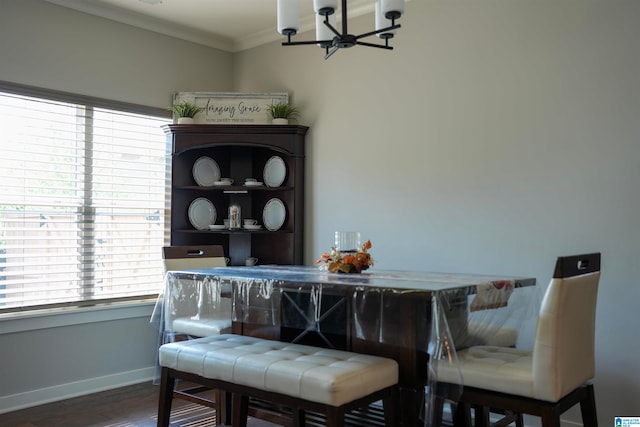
192, 157, 220, 187
263, 198, 286, 231
188, 198, 216, 230
243, 224, 263, 230
263, 156, 286, 187
208, 224, 226, 230
244, 181, 264, 187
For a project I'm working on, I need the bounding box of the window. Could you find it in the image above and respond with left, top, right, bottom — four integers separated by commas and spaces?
0, 82, 171, 312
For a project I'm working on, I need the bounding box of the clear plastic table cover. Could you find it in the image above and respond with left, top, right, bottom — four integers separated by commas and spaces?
151, 265, 539, 426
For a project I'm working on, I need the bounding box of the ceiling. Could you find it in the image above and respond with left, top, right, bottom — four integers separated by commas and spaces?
43, 0, 382, 53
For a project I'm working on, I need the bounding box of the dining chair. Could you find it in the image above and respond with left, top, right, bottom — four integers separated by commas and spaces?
163, 245, 232, 340
161, 244, 232, 425
435, 252, 601, 427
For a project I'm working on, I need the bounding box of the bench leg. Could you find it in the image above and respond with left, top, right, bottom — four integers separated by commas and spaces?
214, 389, 232, 425
157, 367, 175, 427
231, 393, 249, 427
325, 407, 344, 427
292, 408, 306, 427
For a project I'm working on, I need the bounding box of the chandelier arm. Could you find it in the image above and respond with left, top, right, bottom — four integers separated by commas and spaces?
282, 39, 332, 46
323, 14, 342, 38
356, 41, 394, 50
355, 24, 401, 40
324, 46, 340, 60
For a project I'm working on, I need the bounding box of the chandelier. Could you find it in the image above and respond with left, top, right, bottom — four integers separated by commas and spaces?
277, 0, 405, 60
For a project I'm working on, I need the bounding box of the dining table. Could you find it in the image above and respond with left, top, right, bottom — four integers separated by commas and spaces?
154, 265, 537, 427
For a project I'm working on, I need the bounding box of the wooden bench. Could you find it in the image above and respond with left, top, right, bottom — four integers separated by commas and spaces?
158, 334, 400, 427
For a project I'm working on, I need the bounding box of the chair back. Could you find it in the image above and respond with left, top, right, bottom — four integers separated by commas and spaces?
162, 245, 226, 271
532, 253, 601, 401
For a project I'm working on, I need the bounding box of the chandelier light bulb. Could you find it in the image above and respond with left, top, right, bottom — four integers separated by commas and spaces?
277, 0, 299, 35
314, 0, 338, 15
375, 1, 395, 39
381, 0, 404, 19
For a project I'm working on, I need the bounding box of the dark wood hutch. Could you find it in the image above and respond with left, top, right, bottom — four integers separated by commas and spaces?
163, 124, 308, 266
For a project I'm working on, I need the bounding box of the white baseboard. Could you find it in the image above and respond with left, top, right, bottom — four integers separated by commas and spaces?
0, 366, 156, 414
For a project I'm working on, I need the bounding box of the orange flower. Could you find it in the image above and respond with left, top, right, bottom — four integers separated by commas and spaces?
315, 252, 332, 264
356, 252, 369, 263
343, 254, 356, 264
328, 261, 343, 273
363, 240, 372, 250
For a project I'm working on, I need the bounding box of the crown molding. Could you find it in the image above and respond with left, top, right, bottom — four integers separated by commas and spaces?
43, 0, 411, 53
43, 0, 234, 51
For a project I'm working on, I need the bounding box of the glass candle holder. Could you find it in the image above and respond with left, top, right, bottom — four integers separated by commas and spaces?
228, 204, 241, 229
334, 231, 361, 253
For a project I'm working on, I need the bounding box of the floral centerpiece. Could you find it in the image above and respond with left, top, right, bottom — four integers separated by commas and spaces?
316, 240, 373, 274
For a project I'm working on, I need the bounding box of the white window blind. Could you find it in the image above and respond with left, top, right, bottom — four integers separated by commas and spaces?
0, 84, 171, 312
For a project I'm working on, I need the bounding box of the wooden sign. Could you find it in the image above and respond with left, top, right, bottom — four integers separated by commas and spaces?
172, 92, 289, 124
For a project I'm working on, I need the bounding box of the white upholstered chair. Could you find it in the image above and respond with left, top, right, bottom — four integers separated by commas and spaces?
161, 245, 232, 424
436, 253, 601, 427
162, 245, 232, 340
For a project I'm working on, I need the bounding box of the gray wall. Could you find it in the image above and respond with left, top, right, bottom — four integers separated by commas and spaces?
233, 1, 640, 425
2, 0, 639, 425
0, 0, 234, 413
0, 0, 233, 107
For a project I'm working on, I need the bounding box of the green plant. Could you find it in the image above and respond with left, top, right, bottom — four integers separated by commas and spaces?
266, 103, 299, 120
170, 101, 204, 118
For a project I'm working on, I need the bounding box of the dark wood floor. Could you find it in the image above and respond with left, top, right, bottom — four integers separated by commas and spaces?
2, 382, 463, 427
1, 381, 277, 427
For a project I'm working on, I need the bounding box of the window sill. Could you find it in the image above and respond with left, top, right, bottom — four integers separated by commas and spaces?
0, 298, 158, 334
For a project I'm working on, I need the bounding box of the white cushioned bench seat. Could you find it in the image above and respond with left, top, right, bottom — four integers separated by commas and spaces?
157, 334, 400, 427
159, 334, 398, 406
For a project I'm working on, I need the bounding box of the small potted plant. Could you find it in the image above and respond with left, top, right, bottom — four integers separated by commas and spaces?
170, 101, 204, 124
266, 102, 299, 125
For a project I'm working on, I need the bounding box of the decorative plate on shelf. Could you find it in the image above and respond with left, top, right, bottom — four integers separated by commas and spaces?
192, 156, 220, 186
263, 198, 286, 231
188, 197, 216, 230
263, 156, 286, 187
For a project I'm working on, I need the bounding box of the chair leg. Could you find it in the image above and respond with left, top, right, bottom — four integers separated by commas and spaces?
540, 406, 561, 427
157, 368, 175, 427
431, 396, 445, 427
383, 387, 399, 427
472, 405, 490, 427
453, 401, 473, 427
231, 393, 249, 427
491, 409, 523, 427
580, 384, 598, 427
